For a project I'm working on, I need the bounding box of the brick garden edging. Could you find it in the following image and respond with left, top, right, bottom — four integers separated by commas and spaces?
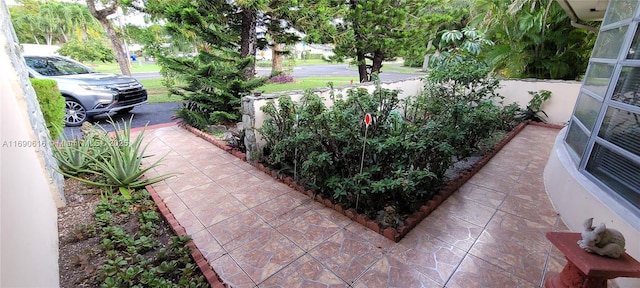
145, 184, 228, 288
181, 120, 563, 242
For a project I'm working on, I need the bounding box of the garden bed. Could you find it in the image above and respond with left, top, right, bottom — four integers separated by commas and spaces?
55, 121, 228, 287
184, 121, 562, 242
57, 178, 221, 287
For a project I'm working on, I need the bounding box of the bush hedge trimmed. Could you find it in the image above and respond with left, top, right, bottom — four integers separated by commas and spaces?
30, 78, 65, 140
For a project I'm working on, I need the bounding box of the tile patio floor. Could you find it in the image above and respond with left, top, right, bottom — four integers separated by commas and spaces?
142, 124, 572, 287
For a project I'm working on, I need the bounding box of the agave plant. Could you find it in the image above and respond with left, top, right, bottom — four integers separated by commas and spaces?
52, 129, 106, 175
60, 117, 177, 199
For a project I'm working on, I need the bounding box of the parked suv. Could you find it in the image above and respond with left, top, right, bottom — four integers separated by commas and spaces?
24, 55, 148, 126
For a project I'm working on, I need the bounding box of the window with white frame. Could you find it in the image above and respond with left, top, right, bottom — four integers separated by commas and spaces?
565, 0, 640, 211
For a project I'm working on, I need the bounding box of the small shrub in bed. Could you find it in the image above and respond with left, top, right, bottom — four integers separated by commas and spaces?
259, 64, 519, 221
268, 73, 295, 84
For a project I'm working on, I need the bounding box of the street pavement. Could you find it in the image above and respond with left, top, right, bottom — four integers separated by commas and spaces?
132, 64, 425, 82
62, 64, 425, 138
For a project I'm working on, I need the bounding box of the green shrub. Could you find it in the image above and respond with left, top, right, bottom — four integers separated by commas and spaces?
411, 58, 505, 160
57, 38, 115, 63
260, 58, 518, 218
165, 51, 268, 130
518, 90, 552, 122
261, 86, 448, 217
30, 79, 65, 140
403, 56, 424, 68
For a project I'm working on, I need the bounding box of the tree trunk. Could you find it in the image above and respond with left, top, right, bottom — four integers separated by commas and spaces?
86, 1, 130, 76
271, 42, 283, 73
99, 18, 131, 76
351, 0, 369, 82
60, 29, 69, 43
371, 50, 383, 77
357, 51, 369, 83
82, 25, 88, 40
241, 8, 257, 80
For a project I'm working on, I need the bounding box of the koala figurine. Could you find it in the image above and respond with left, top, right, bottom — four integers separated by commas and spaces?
577, 218, 626, 258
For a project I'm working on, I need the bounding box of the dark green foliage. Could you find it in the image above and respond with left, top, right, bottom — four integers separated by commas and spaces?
30, 79, 65, 140
517, 90, 552, 122
94, 190, 207, 287
155, 0, 268, 130
261, 87, 439, 216
57, 38, 115, 63
167, 51, 268, 129
261, 73, 517, 217
471, 0, 598, 80
403, 57, 424, 68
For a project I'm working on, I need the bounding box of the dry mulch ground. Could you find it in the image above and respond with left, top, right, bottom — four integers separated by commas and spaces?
58, 177, 104, 287
57, 177, 203, 287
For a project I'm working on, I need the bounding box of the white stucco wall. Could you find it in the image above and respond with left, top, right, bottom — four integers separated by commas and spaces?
242, 77, 580, 158
1, 1, 61, 286
497, 79, 582, 125
544, 128, 640, 287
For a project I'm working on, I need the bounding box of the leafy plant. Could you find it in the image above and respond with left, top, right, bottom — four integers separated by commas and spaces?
518, 90, 552, 122
30, 79, 65, 140
261, 85, 447, 216
260, 53, 517, 217
55, 117, 177, 199
470, 0, 598, 80
93, 190, 208, 287
53, 136, 104, 175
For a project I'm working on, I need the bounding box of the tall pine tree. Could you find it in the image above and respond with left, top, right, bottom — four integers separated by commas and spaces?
156, 0, 268, 129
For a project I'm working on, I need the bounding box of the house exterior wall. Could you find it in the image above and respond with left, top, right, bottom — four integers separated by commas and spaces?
544, 1, 640, 286
545, 129, 640, 287
496, 79, 582, 125
1, 1, 62, 286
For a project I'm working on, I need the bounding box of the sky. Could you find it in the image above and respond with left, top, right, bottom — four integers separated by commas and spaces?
5, 0, 148, 27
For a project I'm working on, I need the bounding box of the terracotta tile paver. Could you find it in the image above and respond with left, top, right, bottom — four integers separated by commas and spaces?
354, 254, 443, 287
277, 209, 343, 251
143, 124, 568, 287
228, 227, 304, 284
261, 254, 348, 288
309, 225, 393, 283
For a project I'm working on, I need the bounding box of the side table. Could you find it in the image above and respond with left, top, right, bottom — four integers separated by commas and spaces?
545, 232, 640, 288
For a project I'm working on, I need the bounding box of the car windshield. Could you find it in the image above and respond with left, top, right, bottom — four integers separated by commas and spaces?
25, 56, 94, 76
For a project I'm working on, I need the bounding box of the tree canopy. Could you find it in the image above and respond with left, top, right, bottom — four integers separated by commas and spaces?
470, 0, 599, 79
9, 0, 103, 45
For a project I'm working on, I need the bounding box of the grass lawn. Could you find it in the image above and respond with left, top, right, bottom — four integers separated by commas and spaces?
138, 79, 183, 103
86, 61, 161, 74
382, 62, 426, 74
260, 76, 355, 93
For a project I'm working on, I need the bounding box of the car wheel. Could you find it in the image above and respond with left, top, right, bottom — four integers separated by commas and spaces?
64, 99, 87, 127
116, 107, 134, 114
